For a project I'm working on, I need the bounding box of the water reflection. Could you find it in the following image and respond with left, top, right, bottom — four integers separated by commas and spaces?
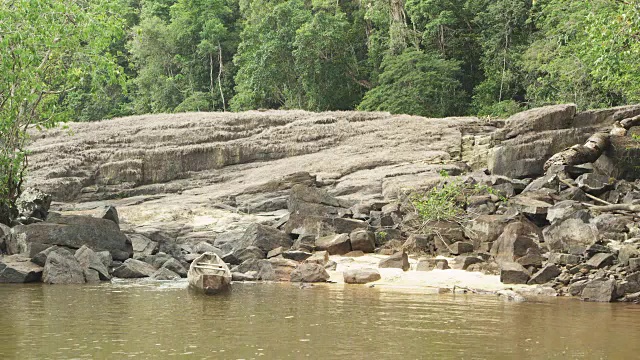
0, 281, 639, 359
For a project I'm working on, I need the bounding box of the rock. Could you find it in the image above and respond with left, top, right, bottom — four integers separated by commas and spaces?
343, 250, 365, 257
509, 196, 552, 216
580, 279, 617, 302
516, 248, 544, 267
547, 252, 581, 266
528, 264, 561, 285
234, 246, 266, 264
74, 245, 111, 280
463, 214, 512, 247
15, 188, 51, 220
8, 214, 133, 261
291, 234, 315, 252
543, 218, 599, 254
193, 241, 221, 255
435, 261, 450, 270
546, 201, 586, 223
349, 230, 375, 253
112, 258, 156, 278
449, 241, 473, 255
324, 260, 337, 271
586, 253, 615, 269
234, 223, 293, 255
343, 268, 381, 284
98, 205, 119, 225
290, 263, 329, 283
150, 267, 181, 280
282, 250, 312, 262
379, 252, 409, 271
558, 187, 590, 202
96, 251, 113, 269
42, 248, 86, 284
266, 247, 284, 258
0, 223, 9, 253
161, 258, 187, 277
129, 234, 158, 256
142, 252, 174, 269
401, 234, 434, 254
576, 173, 613, 195
452, 255, 484, 270
568, 280, 589, 296
629, 258, 640, 272
0, 255, 43, 283
304, 251, 329, 266
315, 234, 351, 255
499, 262, 530, 284
82, 268, 100, 283
416, 258, 448, 271
268, 257, 299, 281
490, 221, 541, 263
30, 245, 61, 267
488, 105, 577, 178
231, 272, 256, 281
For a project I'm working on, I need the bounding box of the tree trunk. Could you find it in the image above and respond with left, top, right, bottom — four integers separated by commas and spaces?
543, 132, 609, 172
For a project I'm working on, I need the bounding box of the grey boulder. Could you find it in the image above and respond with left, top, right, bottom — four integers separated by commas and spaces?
42, 248, 86, 284
112, 258, 156, 278
290, 263, 329, 283
343, 268, 381, 284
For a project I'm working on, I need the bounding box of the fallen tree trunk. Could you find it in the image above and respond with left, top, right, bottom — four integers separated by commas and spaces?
543, 132, 609, 172
621, 115, 640, 130
586, 204, 640, 213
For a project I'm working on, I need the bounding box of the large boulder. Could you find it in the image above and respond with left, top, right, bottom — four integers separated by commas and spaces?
349, 230, 375, 253
290, 263, 329, 283
543, 218, 599, 254
499, 262, 530, 284
315, 234, 351, 255
74, 246, 111, 280
129, 234, 158, 256
379, 251, 409, 271
0, 255, 43, 283
580, 279, 617, 302
343, 268, 381, 284
15, 188, 52, 220
285, 185, 355, 236
98, 205, 119, 225
527, 264, 561, 285
160, 258, 187, 277
42, 248, 86, 284
233, 223, 293, 255
112, 258, 156, 278
8, 214, 133, 260
490, 220, 541, 263
464, 214, 512, 248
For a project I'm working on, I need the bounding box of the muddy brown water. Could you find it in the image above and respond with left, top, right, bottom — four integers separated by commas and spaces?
0, 281, 639, 359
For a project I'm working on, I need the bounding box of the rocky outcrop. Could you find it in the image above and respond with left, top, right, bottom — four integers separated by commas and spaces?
8, 214, 132, 260
14, 106, 640, 301
290, 263, 329, 283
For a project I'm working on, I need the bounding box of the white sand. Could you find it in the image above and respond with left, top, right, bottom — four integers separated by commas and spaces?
327, 254, 536, 294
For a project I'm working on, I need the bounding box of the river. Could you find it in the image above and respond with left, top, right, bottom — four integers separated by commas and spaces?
0, 280, 639, 359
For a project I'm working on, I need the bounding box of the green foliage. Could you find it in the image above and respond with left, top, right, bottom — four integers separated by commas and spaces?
358, 49, 464, 117
0, 0, 125, 211
409, 177, 506, 223
633, 134, 640, 142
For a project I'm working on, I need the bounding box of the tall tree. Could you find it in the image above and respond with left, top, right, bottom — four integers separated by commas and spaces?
0, 0, 126, 221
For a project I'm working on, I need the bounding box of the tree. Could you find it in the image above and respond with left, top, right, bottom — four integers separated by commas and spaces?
358, 48, 464, 117
231, 0, 312, 110
0, 0, 125, 221
473, 0, 532, 116
293, 3, 365, 111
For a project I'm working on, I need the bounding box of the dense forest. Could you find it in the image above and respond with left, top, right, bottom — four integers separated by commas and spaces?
4, 0, 640, 122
